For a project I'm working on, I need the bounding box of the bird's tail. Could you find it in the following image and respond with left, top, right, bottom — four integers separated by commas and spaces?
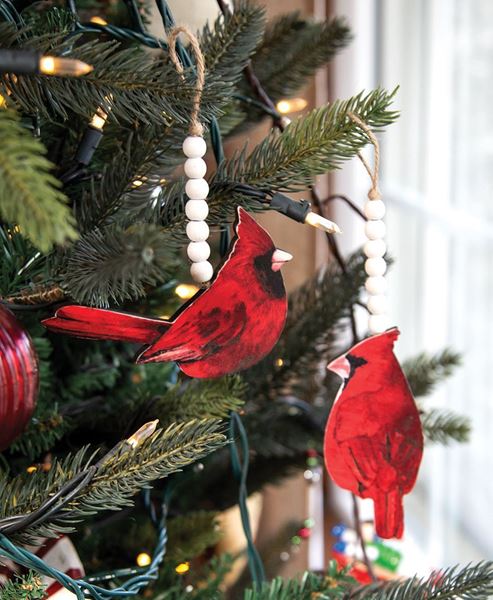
43, 305, 168, 344
373, 489, 404, 539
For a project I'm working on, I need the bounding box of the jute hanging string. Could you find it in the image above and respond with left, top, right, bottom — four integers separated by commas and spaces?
348, 111, 381, 201
167, 26, 205, 137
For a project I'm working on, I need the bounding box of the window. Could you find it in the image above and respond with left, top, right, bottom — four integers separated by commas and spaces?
331, 0, 493, 570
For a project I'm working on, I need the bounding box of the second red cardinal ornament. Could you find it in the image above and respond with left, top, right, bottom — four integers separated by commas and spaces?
324, 328, 423, 539
43, 207, 292, 378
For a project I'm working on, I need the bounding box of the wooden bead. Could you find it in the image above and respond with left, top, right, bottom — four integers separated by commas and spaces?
365, 220, 386, 240
364, 199, 386, 220
185, 178, 209, 200
365, 276, 388, 295
186, 220, 209, 242
365, 257, 387, 277
191, 260, 214, 283
184, 157, 207, 179
182, 136, 207, 158
185, 199, 209, 221
367, 294, 388, 315
368, 314, 390, 335
187, 241, 211, 262
364, 239, 386, 258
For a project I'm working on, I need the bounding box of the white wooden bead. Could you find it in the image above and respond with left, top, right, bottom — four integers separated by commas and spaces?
186, 220, 209, 242
184, 157, 207, 179
182, 136, 207, 158
365, 257, 387, 277
364, 239, 386, 258
365, 219, 386, 240
185, 199, 209, 221
365, 276, 388, 295
367, 294, 388, 315
187, 241, 211, 262
364, 199, 386, 220
368, 314, 390, 335
191, 260, 214, 283
185, 178, 209, 200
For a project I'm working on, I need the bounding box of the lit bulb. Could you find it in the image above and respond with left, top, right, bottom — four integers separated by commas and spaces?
126, 420, 159, 449
39, 55, 93, 77
175, 562, 190, 575
136, 552, 152, 567
26, 465, 37, 474
0, 94, 6, 108
90, 16, 108, 25
275, 358, 284, 367
276, 97, 308, 115
304, 212, 341, 234
89, 95, 113, 131
175, 283, 199, 300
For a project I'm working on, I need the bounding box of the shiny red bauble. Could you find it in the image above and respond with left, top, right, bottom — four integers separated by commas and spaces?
0, 305, 38, 450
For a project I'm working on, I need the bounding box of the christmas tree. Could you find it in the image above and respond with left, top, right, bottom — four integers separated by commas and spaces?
0, 0, 491, 598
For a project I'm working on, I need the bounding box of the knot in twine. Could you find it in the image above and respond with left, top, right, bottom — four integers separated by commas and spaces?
348, 112, 381, 201
167, 26, 205, 137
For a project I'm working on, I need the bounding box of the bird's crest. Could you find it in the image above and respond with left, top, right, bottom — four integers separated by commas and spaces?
234, 207, 276, 254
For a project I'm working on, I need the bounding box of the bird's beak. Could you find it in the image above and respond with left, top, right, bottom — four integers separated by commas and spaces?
327, 355, 351, 380
271, 249, 293, 272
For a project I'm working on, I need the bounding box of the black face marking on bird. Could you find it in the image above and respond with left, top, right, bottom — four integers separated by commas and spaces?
253, 249, 285, 299
346, 353, 368, 381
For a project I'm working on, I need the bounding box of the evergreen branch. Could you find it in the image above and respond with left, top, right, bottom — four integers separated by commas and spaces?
0, 572, 46, 599
223, 88, 399, 192
1, 419, 226, 542
146, 376, 245, 428
249, 14, 351, 102
403, 349, 461, 398
421, 408, 471, 445
0, 226, 48, 297
243, 561, 355, 599
359, 561, 493, 599
167, 511, 222, 563
77, 420, 225, 518
60, 223, 178, 306
243, 561, 493, 600
0, 109, 77, 252
0, 30, 223, 125
201, 1, 265, 86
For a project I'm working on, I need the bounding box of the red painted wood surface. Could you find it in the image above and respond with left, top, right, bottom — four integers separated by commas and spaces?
324, 329, 423, 539
44, 208, 289, 378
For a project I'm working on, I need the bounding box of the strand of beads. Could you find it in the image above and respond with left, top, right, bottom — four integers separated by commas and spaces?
364, 196, 388, 334
183, 138, 213, 284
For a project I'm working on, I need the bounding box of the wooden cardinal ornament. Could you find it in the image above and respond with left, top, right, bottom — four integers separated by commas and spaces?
0, 305, 38, 450
324, 328, 423, 539
43, 207, 292, 379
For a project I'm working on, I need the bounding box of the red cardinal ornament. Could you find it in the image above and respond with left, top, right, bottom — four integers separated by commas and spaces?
0, 305, 38, 450
43, 207, 292, 378
324, 328, 423, 539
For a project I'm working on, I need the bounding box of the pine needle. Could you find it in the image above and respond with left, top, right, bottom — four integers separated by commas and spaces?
0, 109, 77, 252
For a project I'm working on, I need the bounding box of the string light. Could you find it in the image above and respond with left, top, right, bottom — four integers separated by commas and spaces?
175, 562, 190, 575
276, 97, 308, 115
38, 56, 93, 77
89, 16, 108, 25
275, 358, 284, 367
136, 552, 152, 567
126, 420, 159, 449
270, 193, 341, 235
175, 283, 199, 300
26, 465, 37, 474
0, 49, 92, 77
89, 100, 112, 132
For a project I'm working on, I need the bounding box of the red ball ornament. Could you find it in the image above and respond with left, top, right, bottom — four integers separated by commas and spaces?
0, 305, 38, 450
